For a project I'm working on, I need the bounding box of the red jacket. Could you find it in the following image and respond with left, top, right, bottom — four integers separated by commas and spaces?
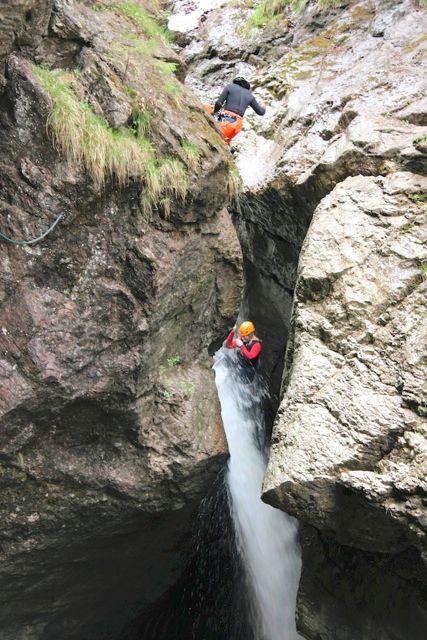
225, 329, 262, 362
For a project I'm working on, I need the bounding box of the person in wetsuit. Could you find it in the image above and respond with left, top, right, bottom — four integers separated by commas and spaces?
211, 77, 266, 144
225, 321, 262, 368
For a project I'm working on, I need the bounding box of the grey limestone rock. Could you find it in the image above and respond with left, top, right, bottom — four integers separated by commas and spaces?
263, 171, 427, 639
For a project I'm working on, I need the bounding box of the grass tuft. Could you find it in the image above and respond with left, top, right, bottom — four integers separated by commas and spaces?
245, 0, 342, 30
227, 164, 242, 203
182, 140, 201, 170
159, 158, 188, 200
143, 157, 188, 218
35, 66, 151, 189
35, 65, 189, 217
111, 2, 170, 41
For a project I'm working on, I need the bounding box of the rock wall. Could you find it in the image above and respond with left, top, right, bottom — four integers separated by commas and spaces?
263, 171, 427, 639
170, 0, 427, 637
2, 0, 427, 636
0, 1, 242, 638
173, 0, 426, 391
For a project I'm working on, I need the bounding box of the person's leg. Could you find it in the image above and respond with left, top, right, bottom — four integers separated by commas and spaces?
220, 119, 243, 144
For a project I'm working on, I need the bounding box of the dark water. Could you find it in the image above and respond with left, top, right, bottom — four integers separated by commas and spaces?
123, 468, 257, 640
122, 352, 300, 640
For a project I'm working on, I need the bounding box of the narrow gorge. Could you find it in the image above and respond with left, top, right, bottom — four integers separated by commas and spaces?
0, 1, 426, 639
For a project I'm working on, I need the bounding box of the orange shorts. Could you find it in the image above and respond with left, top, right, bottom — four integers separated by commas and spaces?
204, 105, 243, 144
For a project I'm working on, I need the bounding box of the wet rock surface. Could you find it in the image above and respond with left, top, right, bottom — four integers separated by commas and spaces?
1, 0, 427, 636
171, 0, 426, 394
169, 0, 427, 638
0, 1, 241, 638
262, 172, 427, 638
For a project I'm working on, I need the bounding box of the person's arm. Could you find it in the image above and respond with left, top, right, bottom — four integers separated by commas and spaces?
249, 95, 266, 116
214, 85, 230, 113
239, 341, 262, 360
225, 328, 237, 348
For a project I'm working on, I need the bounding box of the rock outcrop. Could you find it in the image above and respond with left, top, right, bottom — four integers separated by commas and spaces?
263, 171, 427, 639
0, 1, 241, 638
169, 0, 427, 637
171, 0, 426, 392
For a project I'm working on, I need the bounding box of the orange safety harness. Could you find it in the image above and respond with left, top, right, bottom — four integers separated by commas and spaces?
204, 105, 243, 144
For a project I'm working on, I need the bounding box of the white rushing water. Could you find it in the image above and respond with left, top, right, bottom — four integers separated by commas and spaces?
213, 348, 302, 640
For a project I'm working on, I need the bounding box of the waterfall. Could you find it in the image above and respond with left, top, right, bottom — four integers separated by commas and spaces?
213, 347, 302, 640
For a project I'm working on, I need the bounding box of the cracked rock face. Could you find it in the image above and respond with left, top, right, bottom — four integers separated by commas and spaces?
263, 171, 427, 639
0, 1, 242, 638
170, 0, 427, 395
171, 4, 427, 636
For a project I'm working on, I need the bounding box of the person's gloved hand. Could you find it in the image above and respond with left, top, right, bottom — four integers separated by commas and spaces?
235, 338, 243, 347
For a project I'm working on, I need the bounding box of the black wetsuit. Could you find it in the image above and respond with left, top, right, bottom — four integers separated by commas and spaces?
214, 83, 266, 118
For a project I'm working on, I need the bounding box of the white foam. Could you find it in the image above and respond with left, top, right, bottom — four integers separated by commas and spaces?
213, 349, 302, 640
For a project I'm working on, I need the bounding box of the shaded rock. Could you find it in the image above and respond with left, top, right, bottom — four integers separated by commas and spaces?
0, 0, 52, 68
297, 524, 427, 640
263, 172, 427, 639
0, 1, 242, 638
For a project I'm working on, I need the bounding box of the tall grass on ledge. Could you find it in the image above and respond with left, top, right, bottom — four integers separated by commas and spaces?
35, 66, 152, 190
34, 65, 188, 218
143, 157, 188, 218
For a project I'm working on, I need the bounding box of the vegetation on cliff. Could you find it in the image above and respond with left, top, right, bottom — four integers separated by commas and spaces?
245, 0, 341, 30
31, 1, 240, 219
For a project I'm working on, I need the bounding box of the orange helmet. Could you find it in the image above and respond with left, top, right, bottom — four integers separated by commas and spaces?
239, 321, 255, 337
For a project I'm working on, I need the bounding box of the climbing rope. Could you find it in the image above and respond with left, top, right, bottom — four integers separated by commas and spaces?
0, 212, 64, 246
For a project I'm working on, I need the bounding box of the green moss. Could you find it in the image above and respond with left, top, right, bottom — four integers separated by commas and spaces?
124, 83, 138, 99
408, 192, 427, 205
182, 139, 201, 169
245, 0, 341, 31
162, 78, 182, 96
227, 163, 242, 201
304, 35, 331, 54
350, 3, 375, 22
111, 2, 170, 41
292, 69, 315, 80
176, 380, 196, 396
413, 134, 427, 154
167, 354, 182, 367
117, 31, 158, 56
154, 60, 178, 74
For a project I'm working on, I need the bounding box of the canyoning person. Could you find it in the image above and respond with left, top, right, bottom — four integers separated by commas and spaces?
225, 320, 262, 367
205, 77, 266, 144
